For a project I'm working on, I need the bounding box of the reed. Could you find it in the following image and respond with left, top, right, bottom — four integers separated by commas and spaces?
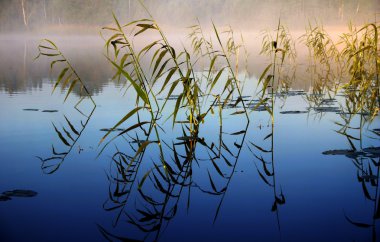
95, 3, 252, 238
35, 39, 96, 107
300, 22, 342, 108
339, 22, 379, 119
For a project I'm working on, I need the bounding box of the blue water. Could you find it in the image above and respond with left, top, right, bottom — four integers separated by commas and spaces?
0, 37, 379, 242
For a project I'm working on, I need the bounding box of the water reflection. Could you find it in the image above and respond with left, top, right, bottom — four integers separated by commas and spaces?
1, 77, 379, 240
323, 104, 379, 241
0, 33, 340, 96
248, 121, 285, 229
37, 103, 96, 174
0, 189, 38, 202
0, 35, 113, 95
97, 99, 251, 240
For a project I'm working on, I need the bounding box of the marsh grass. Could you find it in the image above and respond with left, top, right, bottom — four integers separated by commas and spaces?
35, 2, 380, 240
300, 22, 343, 109
339, 22, 380, 119
300, 20, 379, 119
35, 39, 96, 107
92, 2, 254, 238
260, 22, 297, 93
35, 40, 98, 173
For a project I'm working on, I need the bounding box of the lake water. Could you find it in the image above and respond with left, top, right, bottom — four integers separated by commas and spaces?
0, 35, 379, 242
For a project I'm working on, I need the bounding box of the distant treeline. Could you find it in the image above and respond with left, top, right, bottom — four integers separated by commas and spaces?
0, 0, 378, 32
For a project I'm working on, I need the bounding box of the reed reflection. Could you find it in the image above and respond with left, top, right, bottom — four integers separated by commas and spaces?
98, 97, 250, 241
36, 104, 96, 174
323, 100, 379, 241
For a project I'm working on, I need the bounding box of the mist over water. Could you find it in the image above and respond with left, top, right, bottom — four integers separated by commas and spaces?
1, 0, 379, 94
0, 0, 379, 34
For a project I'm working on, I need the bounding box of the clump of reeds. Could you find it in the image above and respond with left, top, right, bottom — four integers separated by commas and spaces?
35, 2, 380, 240
260, 21, 297, 93
254, 20, 297, 123
300, 22, 342, 107
339, 22, 379, 119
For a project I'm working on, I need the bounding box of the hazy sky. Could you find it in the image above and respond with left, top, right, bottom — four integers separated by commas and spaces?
0, 0, 379, 33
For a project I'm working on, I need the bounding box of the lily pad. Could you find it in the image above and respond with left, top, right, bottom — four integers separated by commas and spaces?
42, 110, 59, 113
322, 147, 380, 158
23, 108, 39, 111
231, 98, 250, 102
100, 128, 125, 132
310, 106, 341, 113
247, 102, 270, 111
337, 111, 371, 116
165, 95, 181, 100
3, 189, 38, 197
277, 90, 306, 97
321, 98, 337, 105
0, 194, 11, 201
322, 149, 365, 159
280, 111, 308, 114
362, 147, 380, 155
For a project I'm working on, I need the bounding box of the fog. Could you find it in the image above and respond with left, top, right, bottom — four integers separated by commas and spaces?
0, 0, 379, 34
0, 0, 378, 94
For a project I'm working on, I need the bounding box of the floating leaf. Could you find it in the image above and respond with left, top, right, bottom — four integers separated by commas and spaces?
42, 110, 58, 113
0, 195, 11, 201
231, 110, 246, 115
3, 190, 38, 197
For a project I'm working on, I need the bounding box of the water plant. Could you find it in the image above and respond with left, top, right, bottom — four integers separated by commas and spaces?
260, 21, 297, 93
339, 22, 380, 119
300, 21, 343, 108
35, 39, 96, 107
97, 110, 249, 240
32, 2, 380, 240
90, 3, 255, 238
253, 19, 299, 124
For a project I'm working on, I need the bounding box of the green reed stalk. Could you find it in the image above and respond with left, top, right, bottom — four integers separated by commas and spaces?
36, 39, 96, 107
212, 22, 249, 121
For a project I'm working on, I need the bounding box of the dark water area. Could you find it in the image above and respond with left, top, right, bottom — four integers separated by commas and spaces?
0, 33, 379, 242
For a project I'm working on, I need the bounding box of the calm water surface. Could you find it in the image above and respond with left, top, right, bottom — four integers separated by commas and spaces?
0, 36, 379, 242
